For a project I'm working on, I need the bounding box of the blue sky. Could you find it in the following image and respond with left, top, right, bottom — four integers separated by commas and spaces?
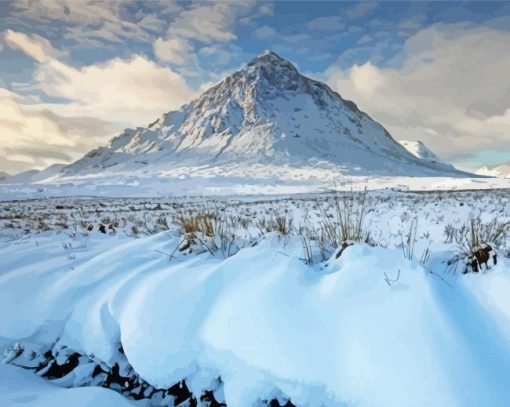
1, 1, 510, 173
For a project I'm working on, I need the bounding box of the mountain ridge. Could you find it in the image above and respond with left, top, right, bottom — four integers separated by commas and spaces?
59, 50, 472, 179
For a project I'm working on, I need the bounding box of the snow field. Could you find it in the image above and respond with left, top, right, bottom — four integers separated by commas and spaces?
1, 189, 510, 406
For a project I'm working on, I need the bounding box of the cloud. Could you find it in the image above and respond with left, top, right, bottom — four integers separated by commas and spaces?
0, 31, 197, 173
4, 29, 59, 62
0, 1, 245, 173
31, 54, 195, 124
254, 25, 275, 39
5, 145, 74, 163
0, 88, 118, 172
153, 37, 194, 65
344, 2, 378, 19
307, 16, 344, 31
325, 23, 510, 169
167, 3, 239, 44
8, 0, 174, 45
154, 1, 261, 68
199, 45, 236, 67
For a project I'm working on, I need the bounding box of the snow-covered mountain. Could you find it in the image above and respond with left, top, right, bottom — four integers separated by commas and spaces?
63, 51, 467, 179
477, 161, 510, 178
398, 140, 455, 170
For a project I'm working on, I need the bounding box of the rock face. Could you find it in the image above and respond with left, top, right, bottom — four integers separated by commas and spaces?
63, 50, 467, 178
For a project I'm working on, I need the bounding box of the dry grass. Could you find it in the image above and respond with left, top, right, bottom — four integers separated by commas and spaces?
446, 216, 510, 273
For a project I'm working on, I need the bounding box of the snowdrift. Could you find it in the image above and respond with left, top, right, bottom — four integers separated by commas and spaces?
0, 364, 133, 406
2, 231, 510, 406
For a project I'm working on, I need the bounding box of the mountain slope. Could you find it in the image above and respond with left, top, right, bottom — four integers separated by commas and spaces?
398, 140, 455, 170
63, 51, 468, 179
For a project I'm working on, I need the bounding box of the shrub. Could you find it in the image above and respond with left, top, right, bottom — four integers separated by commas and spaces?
400, 218, 418, 260
175, 208, 245, 258
446, 217, 510, 273
313, 189, 372, 260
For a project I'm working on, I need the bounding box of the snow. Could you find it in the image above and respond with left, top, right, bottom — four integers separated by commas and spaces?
56, 51, 468, 179
0, 51, 482, 201
0, 49, 509, 405
1, 188, 510, 407
0, 364, 134, 406
398, 139, 456, 171
398, 140, 439, 161
1, 170, 509, 201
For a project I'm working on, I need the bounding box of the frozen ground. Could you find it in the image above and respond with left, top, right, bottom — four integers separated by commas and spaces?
1, 170, 510, 200
1, 188, 510, 406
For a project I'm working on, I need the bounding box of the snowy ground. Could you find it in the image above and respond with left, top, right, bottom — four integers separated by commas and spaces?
1, 167, 510, 200
1, 189, 510, 406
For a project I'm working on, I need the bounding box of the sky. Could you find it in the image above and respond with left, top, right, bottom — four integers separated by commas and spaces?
0, 0, 509, 174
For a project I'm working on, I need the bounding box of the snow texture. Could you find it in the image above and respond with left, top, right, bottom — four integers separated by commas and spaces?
0, 364, 134, 406
2, 207, 510, 406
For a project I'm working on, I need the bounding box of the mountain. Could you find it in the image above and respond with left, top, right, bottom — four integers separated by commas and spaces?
1, 163, 65, 184
398, 140, 455, 170
477, 162, 510, 178
0, 171, 9, 182
62, 51, 469, 180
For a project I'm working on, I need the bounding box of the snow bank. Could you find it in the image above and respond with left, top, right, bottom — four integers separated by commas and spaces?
2, 231, 510, 406
0, 364, 134, 406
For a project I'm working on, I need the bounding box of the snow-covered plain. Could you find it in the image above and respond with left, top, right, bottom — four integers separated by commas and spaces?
2, 189, 510, 406
1, 170, 509, 201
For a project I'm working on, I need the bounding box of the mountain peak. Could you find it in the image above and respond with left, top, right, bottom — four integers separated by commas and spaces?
246, 50, 298, 73
64, 52, 467, 179
255, 50, 285, 61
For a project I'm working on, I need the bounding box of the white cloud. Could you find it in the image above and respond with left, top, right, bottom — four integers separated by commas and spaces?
254, 25, 275, 39
9, 0, 171, 45
31, 54, 195, 125
307, 16, 344, 31
4, 29, 59, 62
0, 31, 197, 173
0, 88, 117, 172
168, 3, 238, 44
153, 37, 194, 65
326, 23, 510, 166
347, 63, 386, 94
154, 1, 259, 67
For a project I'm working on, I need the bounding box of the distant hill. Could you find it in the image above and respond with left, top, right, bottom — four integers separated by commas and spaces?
398, 140, 455, 171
